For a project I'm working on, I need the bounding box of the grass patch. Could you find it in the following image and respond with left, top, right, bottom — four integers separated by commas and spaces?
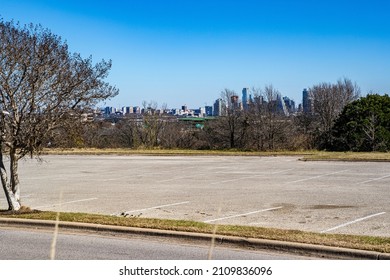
302, 151, 390, 162
1, 210, 390, 254
43, 148, 314, 157
43, 148, 390, 162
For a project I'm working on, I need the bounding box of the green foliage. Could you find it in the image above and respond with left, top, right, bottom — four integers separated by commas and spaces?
329, 94, 390, 151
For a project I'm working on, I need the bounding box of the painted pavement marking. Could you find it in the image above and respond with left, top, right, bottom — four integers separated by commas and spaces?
210, 169, 294, 185
35, 197, 98, 209
122, 201, 190, 215
321, 212, 386, 233
204, 206, 283, 223
358, 174, 390, 184
287, 170, 348, 184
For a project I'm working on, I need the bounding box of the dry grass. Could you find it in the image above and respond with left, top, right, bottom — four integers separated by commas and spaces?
42, 148, 390, 162
302, 151, 390, 162
42, 148, 314, 157
2, 210, 390, 254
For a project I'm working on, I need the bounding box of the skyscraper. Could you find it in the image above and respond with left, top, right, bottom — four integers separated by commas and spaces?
230, 95, 239, 110
205, 106, 213, 116
213, 98, 226, 116
276, 94, 289, 116
242, 88, 249, 111
283, 96, 296, 114
302, 88, 313, 113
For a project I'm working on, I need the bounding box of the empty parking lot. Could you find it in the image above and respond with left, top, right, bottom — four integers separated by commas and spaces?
4, 155, 389, 237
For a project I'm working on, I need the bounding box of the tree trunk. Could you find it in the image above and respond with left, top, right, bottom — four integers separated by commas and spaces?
0, 151, 21, 211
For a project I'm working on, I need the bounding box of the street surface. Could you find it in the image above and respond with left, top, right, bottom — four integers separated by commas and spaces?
2, 155, 389, 237
0, 227, 314, 260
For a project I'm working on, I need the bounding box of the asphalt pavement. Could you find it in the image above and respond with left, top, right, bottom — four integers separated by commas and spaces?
0, 226, 312, 260
6, 155, 389, 237
2, 218, 389, 260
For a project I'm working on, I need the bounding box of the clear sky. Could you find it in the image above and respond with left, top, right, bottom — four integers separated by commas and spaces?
2, 0, 390, 109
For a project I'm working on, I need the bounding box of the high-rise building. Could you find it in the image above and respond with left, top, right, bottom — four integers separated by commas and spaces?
205, 106, 213, 116
104, 106, 115, 115
242, 88, 250, 110
276, 94, 289, 116
194, 107, 205, 117
230, 95, 239, 110
283, 96, 296, 114
213, 98, 226, 116
133, 106, 141, 114
123, 106, 133, 115
302, 88, 313, 113
253, 95, 264, 106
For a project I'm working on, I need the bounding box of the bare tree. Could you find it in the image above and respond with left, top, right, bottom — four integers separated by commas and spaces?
109, 118, 138, 148
207, 89, 249, 149
263, 85, 282, 150
136, 101, 166, 148
292, 112, 317, 149
309, 78, 360, 147
248, 87, 267, 150
0, 20, 118, 210
248, 85, 289, 150
362, 113, 381, 151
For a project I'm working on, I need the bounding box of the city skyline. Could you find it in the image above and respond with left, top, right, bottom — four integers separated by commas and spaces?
2, 0, 390, 108
101, 86, 298, 118
102, 86, 297, 109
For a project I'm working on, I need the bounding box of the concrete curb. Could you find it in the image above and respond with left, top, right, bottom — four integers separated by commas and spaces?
1, 217, 390, 260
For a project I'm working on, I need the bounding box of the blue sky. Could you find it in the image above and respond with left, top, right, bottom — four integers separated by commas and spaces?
2, 0, 390, 108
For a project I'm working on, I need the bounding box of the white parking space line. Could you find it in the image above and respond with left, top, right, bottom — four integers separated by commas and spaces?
210, 169, 294, 185
216, 171, 268, 175
204, 206, 283, 223
140, 166, 197, 178
287, 170, 348, 184
320, 212, 386, 233
159, 174, 208, 183
358, 174, 390, 184
35, 198, 98, 209
122, 201, 190, 215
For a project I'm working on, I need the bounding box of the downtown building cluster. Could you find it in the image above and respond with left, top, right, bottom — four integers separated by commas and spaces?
213, 88, 296, 117
100, 88, 314, 119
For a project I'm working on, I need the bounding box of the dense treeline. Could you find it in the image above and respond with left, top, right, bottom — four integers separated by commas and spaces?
51, 80, 390, 152
329, 94, 390, 151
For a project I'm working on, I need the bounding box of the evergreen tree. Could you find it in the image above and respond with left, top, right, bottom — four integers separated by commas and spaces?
330, 94, 390, 151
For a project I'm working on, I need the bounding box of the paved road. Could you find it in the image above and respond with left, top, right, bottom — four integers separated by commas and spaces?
0, 227, 314, 260
3, 155, 389, 237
